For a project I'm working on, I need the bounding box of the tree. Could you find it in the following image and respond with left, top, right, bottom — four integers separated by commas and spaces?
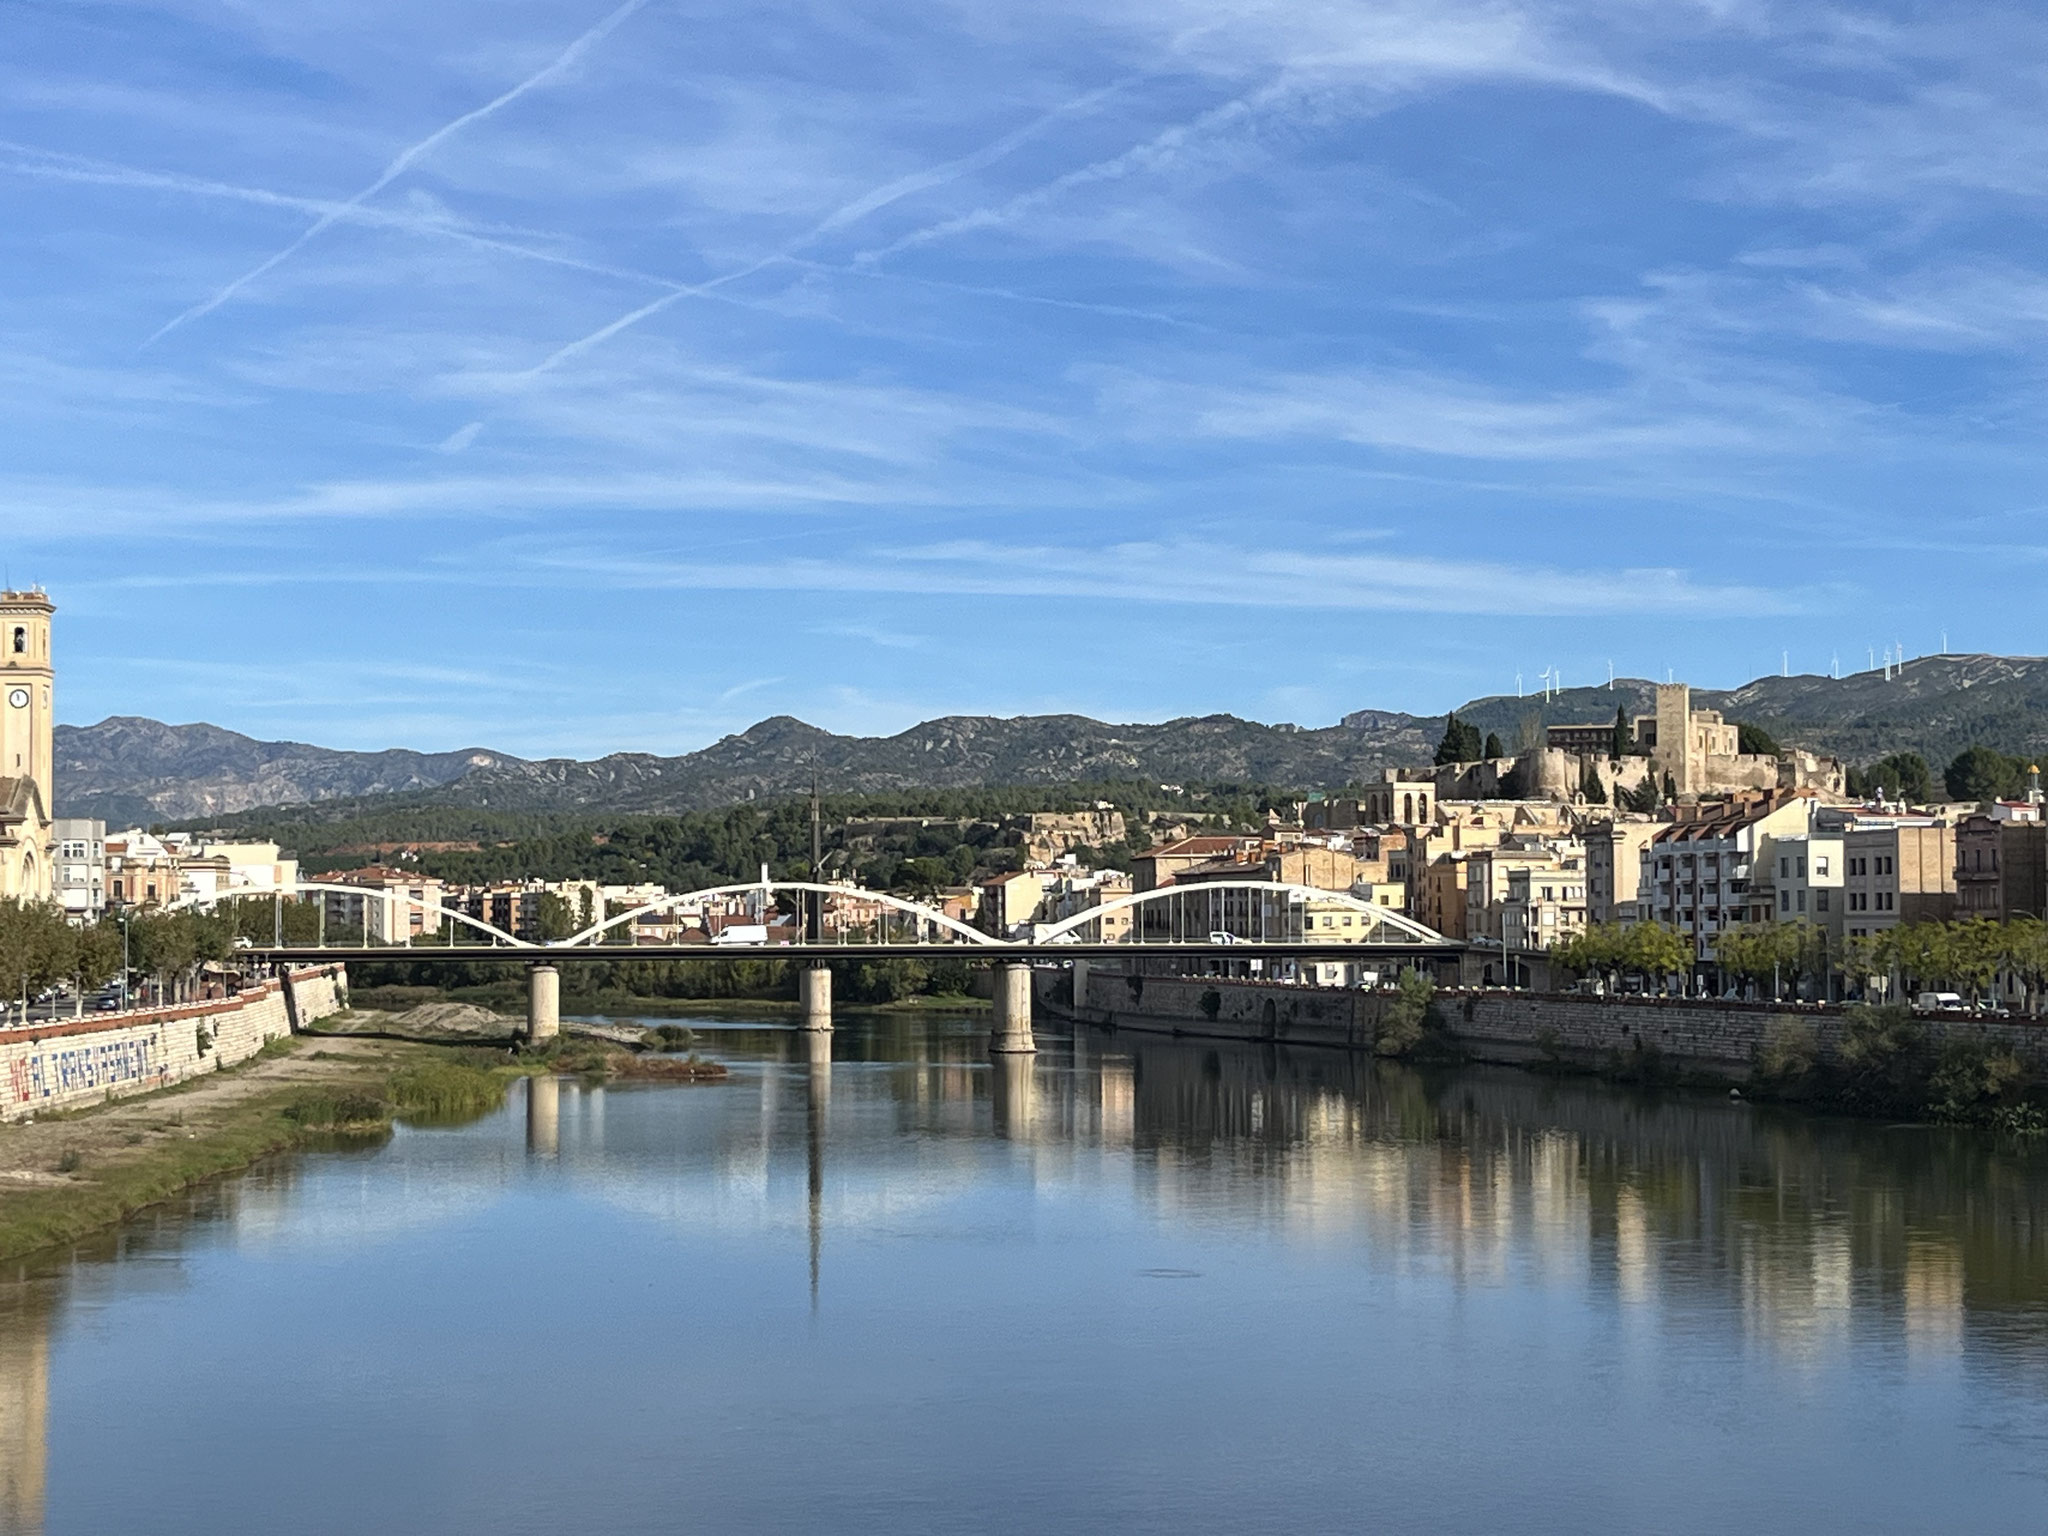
1735, 721, 1782, 757
1578, 757, 1608, 804
1622, 921, 1691, 988
1434, 713, 1483, 765
531, 891, 580, 943
1611, 705, 1630, 760
0, 899, 77, 1013
1375, 967, 1436, 1056
1483, 732, 1505, 759
1849, 752, 1934, 804
1945, 746, 2028, 803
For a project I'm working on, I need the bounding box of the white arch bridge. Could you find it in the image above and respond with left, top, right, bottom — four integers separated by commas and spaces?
181, 876, 1452, 955
211, 877, 1457, 1053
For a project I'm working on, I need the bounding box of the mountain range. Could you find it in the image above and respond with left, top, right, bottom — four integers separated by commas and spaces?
53, 654, 2048, 825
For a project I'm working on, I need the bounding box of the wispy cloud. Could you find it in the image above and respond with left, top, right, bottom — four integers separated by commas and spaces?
140, 0, 655, 345
511, 75, 1138, 377
523, 536, 1810, 619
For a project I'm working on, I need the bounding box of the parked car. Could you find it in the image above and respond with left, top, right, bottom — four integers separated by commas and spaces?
1914, 991, 1965, 1013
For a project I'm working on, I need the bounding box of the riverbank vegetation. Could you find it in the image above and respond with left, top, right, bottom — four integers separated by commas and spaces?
1750, 1005, 2046, 1132
0, 1039, 431, 1262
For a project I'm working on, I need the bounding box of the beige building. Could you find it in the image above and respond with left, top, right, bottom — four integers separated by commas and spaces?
1582, 816, 1664, 924
106, 830, 182, 908
1841, 822, 1955, 937
1131, 835, 1258, 893
1046, 870, 1133, 942
0, 591, 55, 903
979, 869, 1055, 938
320, 867, 448, 943
1356, 771, 1436, 829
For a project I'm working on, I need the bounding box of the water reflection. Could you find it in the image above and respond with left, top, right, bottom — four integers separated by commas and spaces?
0, 1281, 49, 1536
525, 1073, 559, 1157
6, 1015, 2048, 1533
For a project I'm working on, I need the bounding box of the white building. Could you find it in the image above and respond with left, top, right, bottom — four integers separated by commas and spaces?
52, 817, 105, 923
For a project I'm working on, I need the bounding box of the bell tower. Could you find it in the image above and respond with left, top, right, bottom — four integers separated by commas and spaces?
0, 591, 55, 898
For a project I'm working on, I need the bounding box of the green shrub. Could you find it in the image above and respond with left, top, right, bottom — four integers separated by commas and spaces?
1757, 1016, 1818, 1086
1375, 969, 1435, 1058
1928, 1037, 2029, 1123
642, 1024, 696, 1052
1835, 1005, 1932, 1115
385, 1061, 508, 1122
283, 1090, 391, 1131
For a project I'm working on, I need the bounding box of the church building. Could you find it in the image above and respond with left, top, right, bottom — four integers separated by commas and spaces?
0, 590, 56, 903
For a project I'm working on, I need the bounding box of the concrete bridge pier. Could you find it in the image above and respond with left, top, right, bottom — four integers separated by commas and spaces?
1070, 956, 1090, 1014
527, 963, 561, 1044
800, 964, 833, 1033
990, 962, 1036, 1055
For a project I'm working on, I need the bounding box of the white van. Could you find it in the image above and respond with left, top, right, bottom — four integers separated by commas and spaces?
1914, 991, 1964, 1012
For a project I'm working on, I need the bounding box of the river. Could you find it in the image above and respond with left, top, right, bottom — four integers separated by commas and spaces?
5, 1013, 2048, 1534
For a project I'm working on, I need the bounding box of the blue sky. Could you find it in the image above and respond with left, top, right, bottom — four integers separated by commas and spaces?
4, 0, 2043, 756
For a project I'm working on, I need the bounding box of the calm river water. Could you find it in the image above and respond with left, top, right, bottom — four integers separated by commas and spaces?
6, 1014, 2048, 1534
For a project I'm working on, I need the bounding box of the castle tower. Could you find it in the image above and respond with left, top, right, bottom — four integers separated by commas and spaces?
0, 590, 55, 901
1653, 682, 1692, 798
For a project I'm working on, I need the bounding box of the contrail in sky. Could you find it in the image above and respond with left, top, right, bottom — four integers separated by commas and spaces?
514, 77, 1137, 380
141, 0, 654, 347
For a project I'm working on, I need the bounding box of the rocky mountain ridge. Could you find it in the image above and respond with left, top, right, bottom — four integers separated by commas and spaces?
53, 654, 2048, 823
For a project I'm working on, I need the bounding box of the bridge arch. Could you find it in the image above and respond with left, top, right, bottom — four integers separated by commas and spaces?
1031, 880, 1451, 947
558, 881, 1001, 948
165, 882, 534, 949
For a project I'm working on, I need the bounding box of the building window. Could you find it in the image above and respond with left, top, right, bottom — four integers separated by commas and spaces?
9, 627, 23, 655
1815, 857, 1829, 876
1817, 891, 1830, 912
1796, 890, 1807, 913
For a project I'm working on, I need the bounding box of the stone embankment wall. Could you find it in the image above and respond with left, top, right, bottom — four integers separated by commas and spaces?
1041, 968, 2048, 1081
0, 966, 347, 1122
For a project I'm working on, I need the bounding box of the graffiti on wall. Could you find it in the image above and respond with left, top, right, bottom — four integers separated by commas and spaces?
5, 1030, 163, 1107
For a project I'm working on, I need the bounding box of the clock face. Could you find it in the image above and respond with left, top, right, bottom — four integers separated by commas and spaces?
6, 689, 26, 709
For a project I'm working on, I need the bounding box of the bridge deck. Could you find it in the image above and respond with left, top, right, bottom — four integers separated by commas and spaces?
247, 941, 1461, 964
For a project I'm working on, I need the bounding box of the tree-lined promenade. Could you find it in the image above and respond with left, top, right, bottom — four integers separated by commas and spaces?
1556, 915, 2048, 1011
0, 897, 360, 1020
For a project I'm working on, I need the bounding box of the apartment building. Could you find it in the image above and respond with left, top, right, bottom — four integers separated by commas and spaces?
1955, 815, 2048, 921
1582, 816, 1663, 924
1641, 791, 1819, 961
1767, 832, 1845, 930
320, 867, 448, 943
51, 817, 104, 923
1500, 859, 1589, 954
1841, 821, 1955, 938
1044, 870, 1133, 942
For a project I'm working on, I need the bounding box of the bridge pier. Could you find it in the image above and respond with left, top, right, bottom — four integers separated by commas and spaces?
527, 963, 561, 1044
1070, 956, 1090, 1014
990, 962, 1036, 1055
800, 964, 833, 1033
